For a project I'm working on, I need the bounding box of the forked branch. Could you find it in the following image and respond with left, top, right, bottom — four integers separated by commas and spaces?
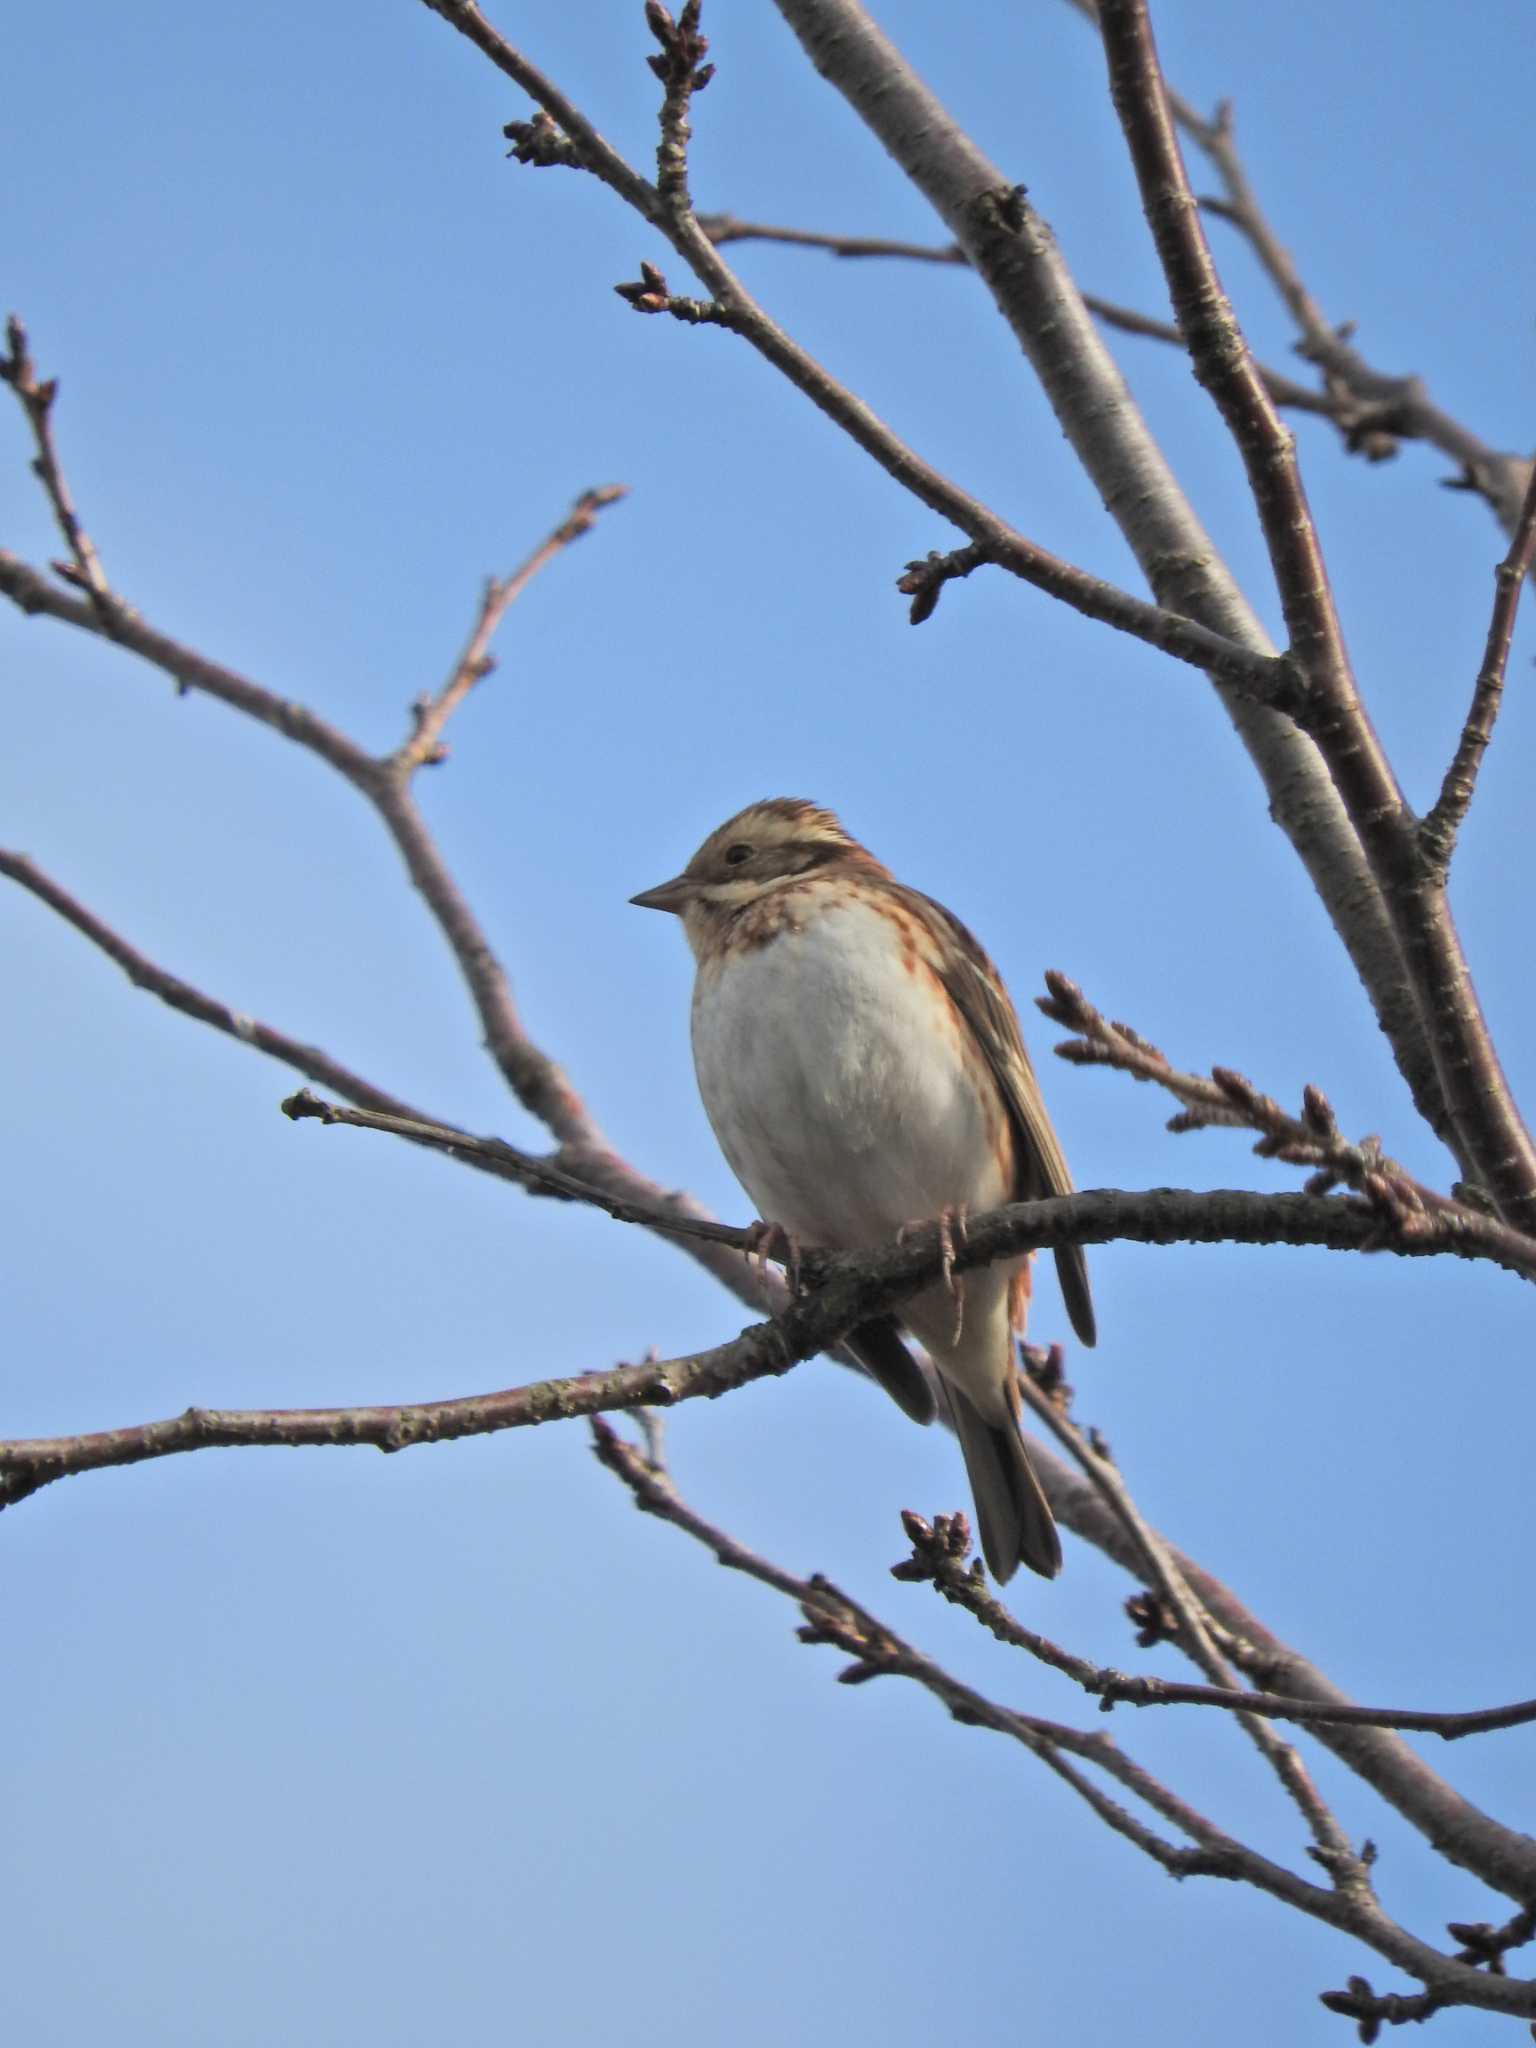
591, 1420, 1536, 2025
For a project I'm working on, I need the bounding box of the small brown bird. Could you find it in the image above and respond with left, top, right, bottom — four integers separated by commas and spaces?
632, 799, 1095, 1582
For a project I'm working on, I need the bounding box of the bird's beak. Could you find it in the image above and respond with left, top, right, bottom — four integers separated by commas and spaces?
629, 873, 695, 915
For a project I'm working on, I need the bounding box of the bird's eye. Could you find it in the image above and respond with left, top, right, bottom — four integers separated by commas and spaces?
724, 843, 753, 866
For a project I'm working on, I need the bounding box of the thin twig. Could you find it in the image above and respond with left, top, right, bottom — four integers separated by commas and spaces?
1017, 1357, 1359, 1865
698, 213, 1339, 418
0, 316, 120, 626
1038, 973, 1536, 1265
0, 852, 760, 1309
390, 485, 626, 772
1420, 458, 1536, 875
0, 532, 600, 1144
645, 0, 714, 216
898, 1512, 1536, 1740
415, 11, 1295, 703
590, 1420, 1536, 2023
280, 1088, 749, 1252
1060, 0, 1535, 537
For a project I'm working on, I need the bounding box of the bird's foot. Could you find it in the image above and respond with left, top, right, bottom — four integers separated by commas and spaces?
898, 1204, 970, 1343
743, 1218, 804, 1299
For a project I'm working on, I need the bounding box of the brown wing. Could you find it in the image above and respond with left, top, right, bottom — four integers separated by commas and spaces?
907, 889, 1097, 1349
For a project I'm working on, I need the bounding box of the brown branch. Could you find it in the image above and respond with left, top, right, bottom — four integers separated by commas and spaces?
10, 862, 1534, 1898
6, 1146, 1534, 1511
1061, 0, 1535, 537
0, 315, 120, 626
0, 852, 442, 1122
1038, 973, 1536, 1270
280, 1088, 750, 1253
1013, 1349, 1358, 1865
1096, 2, 1358, 728
390, 484, 627, 773
432, 0, 1493, 1161
1420, 458, 1536, 875
753, 0, 1456, 1203
278, 1085, 1536, 1283
645, 0, 714, 215
0, 527, 599, 1146
591, 1420, 1536, 2024
0, 851, 767, 1314
1093, 0, 1536, 1234
417, 9, 1295, 703
0, 1336, 801, 1514
898, 1513, 1536, 1742
698, 212, 1340, 419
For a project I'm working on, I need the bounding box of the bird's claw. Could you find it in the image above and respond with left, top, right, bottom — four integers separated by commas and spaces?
743, 1218, 804, 1298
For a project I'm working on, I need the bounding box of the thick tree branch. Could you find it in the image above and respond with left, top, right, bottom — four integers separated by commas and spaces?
757, 0, 1458, 1185
438, 0, 1535, 1189
5, 1166, 1532, 1510
1093, 0, 1536, 1233
1062, 0, 1536, 542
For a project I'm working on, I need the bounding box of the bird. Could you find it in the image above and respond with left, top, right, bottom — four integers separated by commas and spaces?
631, 797, 1095, 1582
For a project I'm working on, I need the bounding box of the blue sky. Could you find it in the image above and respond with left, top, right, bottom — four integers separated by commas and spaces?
4, 3, 1534, 2042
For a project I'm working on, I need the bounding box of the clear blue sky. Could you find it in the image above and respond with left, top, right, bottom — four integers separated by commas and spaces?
4, 4, 1533, 2043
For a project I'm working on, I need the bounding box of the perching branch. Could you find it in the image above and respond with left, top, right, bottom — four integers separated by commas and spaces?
283, 1085, 1536, 1285
5, 1142, 1534, 1510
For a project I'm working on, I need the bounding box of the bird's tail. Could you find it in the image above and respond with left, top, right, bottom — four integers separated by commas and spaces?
948, 1382, 1062, 1582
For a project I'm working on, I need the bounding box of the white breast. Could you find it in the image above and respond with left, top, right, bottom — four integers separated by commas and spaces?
690, 896, 1008, 1248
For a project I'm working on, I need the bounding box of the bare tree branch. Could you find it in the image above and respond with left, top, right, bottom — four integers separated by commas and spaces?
0, 314, 120, 626
4, 1136, 1532, 1509
591, 1419, 1536, 2025
0, 851, 762, 1311
756, 0, 1455, 1159
1093, 0, 1536, 1235
0, 326, 627, 1146
698, 211, 1344, 419
281, 1085, 1536, 1284
1038, 973, 1536, 1264
897, 1512, 1536, 1741
390, 484, 627, 773
1420, 458, 1536, 876
1060, 0, 1536, 540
